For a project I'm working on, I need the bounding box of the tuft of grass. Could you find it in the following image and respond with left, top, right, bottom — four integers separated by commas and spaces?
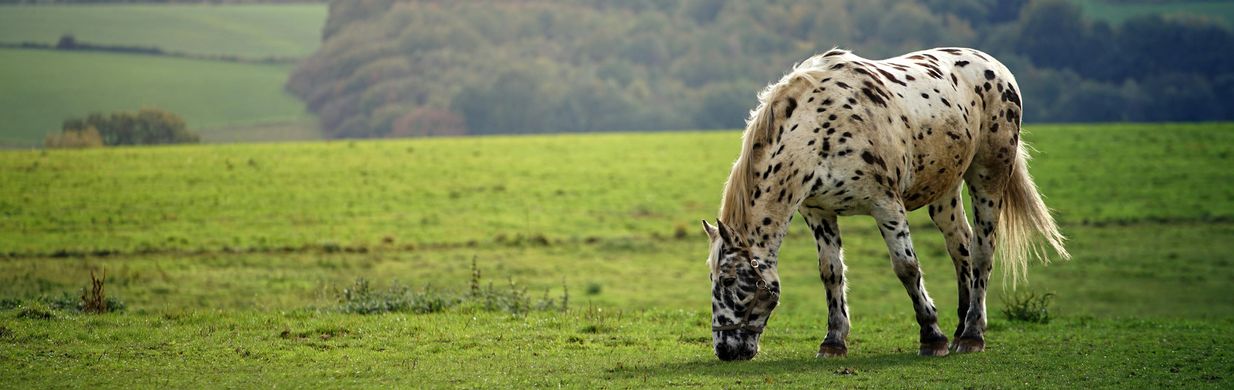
337, 277, 457, 315
0, 298, 20, 310
585, 282, 602, 296
1002, 291, 1055, 324
335, 260, 567, 315
16, 303, 55, 320
577, 304, 624, 334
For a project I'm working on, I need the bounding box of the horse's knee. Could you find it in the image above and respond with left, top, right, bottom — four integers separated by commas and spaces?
891, 259, 921, 282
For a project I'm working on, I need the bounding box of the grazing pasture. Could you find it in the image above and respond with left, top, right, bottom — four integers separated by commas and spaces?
2, 124, 1233, 387
0, 49, 317, 147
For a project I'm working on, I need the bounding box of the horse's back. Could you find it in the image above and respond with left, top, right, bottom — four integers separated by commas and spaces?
885, 48, 1022, 209
784, 48, 1022, 212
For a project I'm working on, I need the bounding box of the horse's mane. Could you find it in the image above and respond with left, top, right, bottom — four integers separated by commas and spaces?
719, 50, 846, 236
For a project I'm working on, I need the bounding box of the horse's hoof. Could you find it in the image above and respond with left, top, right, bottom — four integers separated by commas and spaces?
919, 340, 950, 357
816, 342, 848, 358
953, 337, 985, 353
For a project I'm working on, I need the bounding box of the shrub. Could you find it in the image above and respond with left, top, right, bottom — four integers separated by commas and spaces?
44, 126, 104, 149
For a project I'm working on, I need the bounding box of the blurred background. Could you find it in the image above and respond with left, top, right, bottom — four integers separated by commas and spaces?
2, 0, 1233, 148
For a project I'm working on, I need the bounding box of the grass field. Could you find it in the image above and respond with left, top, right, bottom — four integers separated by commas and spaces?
0, 4, 327, 58
0, 48, 319, 148
2, 124, 1234, 387
1074, 0, 1234, 27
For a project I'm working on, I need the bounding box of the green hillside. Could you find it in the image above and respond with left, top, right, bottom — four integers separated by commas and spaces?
0, 48, 318, 147
0, 4, 327, 58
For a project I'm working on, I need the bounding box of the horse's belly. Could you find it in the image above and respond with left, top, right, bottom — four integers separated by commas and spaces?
901, 124, 975, 210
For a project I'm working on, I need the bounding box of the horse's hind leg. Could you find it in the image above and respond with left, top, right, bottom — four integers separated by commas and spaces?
955, 163, 1011, 353
872, 202, 949, 356
928, 185, 976, 347
802, 209, 849, 358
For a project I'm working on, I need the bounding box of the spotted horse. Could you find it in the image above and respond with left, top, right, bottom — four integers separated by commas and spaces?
702, 48, 1070, 361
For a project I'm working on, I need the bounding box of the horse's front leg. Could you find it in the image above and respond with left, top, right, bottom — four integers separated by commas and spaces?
873, 203, 949, 357
802, 209, 849, 358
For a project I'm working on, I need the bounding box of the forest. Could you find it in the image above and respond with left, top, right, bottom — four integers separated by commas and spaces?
285, 0, 1234, 138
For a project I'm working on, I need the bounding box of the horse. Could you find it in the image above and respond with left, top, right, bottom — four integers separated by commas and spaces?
702, 47, 1069, 361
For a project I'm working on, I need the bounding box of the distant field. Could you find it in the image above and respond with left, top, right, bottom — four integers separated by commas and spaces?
2, 124, 1233, 387
1074, 0, 1234, 26
0, 48, 318, 147
0, 4, 327, 58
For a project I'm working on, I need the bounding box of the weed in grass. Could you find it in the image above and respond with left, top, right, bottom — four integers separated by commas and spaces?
40, 292, 124, 313
578, 304, 624, 334
25, 270, 127, 314
1003, 291, 1055, 323
337, 277, 456, 315
81, 269, 107, 314
335, 260, 567, 315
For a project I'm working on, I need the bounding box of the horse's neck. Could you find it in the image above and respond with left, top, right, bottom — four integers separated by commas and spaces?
739, 201, 796, 267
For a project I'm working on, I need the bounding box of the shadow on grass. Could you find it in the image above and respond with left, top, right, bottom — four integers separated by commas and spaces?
611, 350, 953, 380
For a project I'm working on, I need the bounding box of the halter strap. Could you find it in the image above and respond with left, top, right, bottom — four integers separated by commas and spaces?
712, 260, 779, 333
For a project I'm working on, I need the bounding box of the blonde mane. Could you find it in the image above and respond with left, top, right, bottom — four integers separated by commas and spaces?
718, 54, 839, 235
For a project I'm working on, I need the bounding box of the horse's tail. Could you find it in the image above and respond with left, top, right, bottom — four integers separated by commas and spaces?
997, 142, 1070, 287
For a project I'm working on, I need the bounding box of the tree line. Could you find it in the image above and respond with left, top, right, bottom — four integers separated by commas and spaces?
45, 108, 200, 148
277, 0, 1227, 137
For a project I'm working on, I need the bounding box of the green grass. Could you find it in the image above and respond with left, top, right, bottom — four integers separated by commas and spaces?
0, 4, 327, 58
2, 124, 1234, 387
0, 48, 317, 147
2, 123, 1230, 256
1073, 0, 1234, 27
2, 311, 1228, 388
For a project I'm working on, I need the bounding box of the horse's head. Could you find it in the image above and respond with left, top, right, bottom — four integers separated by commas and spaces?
702, 220, 781, 361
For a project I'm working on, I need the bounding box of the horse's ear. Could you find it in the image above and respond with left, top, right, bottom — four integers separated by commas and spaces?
715, 219, 735, 245
701, 220, 719, 242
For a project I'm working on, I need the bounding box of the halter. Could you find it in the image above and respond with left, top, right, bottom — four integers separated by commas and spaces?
712, 259, 779, 334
